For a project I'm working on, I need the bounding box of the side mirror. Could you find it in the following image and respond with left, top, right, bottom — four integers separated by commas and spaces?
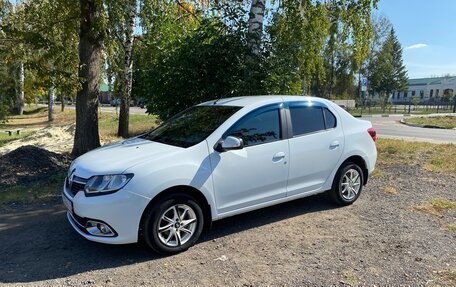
214, 136, 244, 152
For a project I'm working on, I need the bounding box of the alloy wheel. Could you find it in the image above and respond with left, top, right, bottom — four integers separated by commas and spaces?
341, 168, 361, 201
157, 204, 197, 247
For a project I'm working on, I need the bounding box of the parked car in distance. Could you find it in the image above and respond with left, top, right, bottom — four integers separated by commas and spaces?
63, 96, 377, 254
110, 98, 138, 107
110, 98, 121, 107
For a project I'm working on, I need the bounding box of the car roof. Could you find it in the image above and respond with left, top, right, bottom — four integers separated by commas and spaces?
199, 95, 328, 108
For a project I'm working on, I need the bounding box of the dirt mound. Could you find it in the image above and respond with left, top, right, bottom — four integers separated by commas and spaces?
0, 145, 71, 188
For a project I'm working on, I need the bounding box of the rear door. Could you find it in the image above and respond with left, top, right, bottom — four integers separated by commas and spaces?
286, 101, 344, 196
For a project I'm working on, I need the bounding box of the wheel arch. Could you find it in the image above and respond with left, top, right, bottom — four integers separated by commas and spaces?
138, 185, 212, 240
336, 155, 369, 186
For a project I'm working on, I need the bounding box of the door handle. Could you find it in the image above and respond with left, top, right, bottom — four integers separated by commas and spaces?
329, 141, 340, 149
272, 152, 286, 162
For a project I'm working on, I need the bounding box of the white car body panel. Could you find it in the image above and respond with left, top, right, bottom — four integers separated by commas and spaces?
209, 139, 289, 214
64, 96, 377, 244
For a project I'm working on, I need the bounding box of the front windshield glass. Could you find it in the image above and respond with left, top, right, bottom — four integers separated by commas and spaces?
143, 105, 241, 148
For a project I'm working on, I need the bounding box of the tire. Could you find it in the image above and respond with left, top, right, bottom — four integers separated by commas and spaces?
143, 193, 204, 254
330, 162, 364, 206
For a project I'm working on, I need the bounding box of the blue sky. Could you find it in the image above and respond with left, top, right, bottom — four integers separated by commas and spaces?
377, 0, 456, 79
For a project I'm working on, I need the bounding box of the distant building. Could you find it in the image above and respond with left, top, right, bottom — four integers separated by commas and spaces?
380, 76, 456, 104
99, 83, 112, 104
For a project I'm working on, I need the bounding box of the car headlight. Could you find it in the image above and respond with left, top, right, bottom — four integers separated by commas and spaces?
84, 174, 134, 196
68, 162, 75, 177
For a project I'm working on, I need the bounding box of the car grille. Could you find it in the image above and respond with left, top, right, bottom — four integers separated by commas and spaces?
67, 176, 88, 197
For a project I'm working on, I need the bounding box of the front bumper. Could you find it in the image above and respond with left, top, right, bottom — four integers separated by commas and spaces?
63, 184, 150, 244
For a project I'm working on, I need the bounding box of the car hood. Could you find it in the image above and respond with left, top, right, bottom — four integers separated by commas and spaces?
71, 137, 183, 178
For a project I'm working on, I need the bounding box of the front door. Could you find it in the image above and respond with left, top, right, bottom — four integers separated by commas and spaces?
209, 104, 289, 214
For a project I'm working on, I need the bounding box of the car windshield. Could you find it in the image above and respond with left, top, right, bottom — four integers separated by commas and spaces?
143, 105, 241, 148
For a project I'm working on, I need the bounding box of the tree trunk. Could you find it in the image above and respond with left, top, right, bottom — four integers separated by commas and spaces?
61, 93, 65, 112
453, 96, 456, 113
117, 0, 136, 138
72, 0, 103, 157
48, 86, 54, 121
16, 63, 24, 115
12, 3, 24, 115
301, 73, 307, 96
247, 0, 266, 56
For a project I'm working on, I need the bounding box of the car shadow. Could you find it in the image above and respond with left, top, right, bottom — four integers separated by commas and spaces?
0, 193, 338, 284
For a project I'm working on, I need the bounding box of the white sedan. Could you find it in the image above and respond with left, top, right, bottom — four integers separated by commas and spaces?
63, 96, 377, 254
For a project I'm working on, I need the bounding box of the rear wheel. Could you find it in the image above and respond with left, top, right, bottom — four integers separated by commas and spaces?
331, 162, 364, 206
143, 193, 204, 254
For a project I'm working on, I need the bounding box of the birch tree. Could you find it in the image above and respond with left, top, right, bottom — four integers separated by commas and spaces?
106, 0, 137, 138
247, 0, 266, 56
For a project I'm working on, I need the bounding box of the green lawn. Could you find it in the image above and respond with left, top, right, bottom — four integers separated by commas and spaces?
404, 116, 456, 129
376, 138, 456, 175
0, 173, 65, 205
0, 131, 32, 148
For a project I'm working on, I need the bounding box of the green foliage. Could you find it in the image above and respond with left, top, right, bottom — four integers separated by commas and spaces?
411, 96, 420, 106
2, 0, 379, 125
136, 15, 268, 119
133, 0, 378, 119
368, 28, 408, 96
0, 0, 79, 110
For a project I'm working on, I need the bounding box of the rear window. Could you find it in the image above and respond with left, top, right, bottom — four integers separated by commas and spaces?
290, 106, 325, 136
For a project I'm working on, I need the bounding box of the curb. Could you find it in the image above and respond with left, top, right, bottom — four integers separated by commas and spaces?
400, 119, 451, 130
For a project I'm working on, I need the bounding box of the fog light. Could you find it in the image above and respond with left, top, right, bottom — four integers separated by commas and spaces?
85, 220, 115, 237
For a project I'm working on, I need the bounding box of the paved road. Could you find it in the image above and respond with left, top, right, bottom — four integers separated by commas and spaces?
362, 116, 456, 144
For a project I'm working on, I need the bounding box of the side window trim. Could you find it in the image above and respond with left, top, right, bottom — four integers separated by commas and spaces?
223, 103, 285, 147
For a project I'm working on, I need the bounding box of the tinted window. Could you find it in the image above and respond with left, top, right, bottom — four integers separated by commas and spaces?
323, 108, 337, 129
227, 108, 281, 146
290, 106, 325, 136
144, 105, 240, 148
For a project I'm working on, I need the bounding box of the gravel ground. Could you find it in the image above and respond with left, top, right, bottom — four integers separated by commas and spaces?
0, 162, 455, 287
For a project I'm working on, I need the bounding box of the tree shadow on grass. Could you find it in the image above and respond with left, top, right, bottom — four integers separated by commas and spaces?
0, 193, 338, 284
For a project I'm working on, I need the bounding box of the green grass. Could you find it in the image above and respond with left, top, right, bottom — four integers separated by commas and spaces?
445, 224, 456, 233
98, 111, 158, 141
412, 198, 455, 218
404, 116, 456, 129
0, 173, 65, 206
429, 199, 456, 211
376, 138, 456, 175
0, 131, 32, 147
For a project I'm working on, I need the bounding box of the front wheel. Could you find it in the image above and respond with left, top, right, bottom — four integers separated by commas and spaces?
330, 162, 364, 206
143, 194, 204, 254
